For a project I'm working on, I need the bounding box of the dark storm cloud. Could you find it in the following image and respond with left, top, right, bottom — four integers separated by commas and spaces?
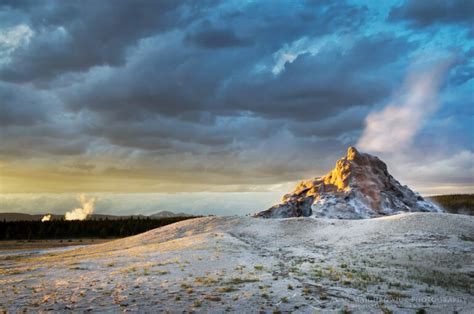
84, 116, 237, 151
184, 23, 253, 48
218, 34, 409, 121
0, 0, 368, 85
67, 33, 409, 119
389, 0, 474, 28
0, 123, 91, 158
0, 0, 404, 166
56, 32, 409, 156
287, 107, 368, 138
0, 0, 472, 192
0, 0, 211, 83
0, 82, 50, 126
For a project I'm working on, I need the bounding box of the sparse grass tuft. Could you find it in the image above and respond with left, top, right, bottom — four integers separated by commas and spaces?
235, 264, 245, 271
228, 277, 260, 284
195, 276, 219, 286
254, 264, 264, 271
204, 295, 221, 302
69, 266, 88, 271
155, 258, 180, 266
386, 291, 409, 299
216, 286, 237, 293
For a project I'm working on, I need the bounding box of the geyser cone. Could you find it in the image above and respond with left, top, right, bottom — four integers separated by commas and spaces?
256, 146, 442, 219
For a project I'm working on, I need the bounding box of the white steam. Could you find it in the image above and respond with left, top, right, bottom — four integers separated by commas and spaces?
65, 194, 96, 221
357, 58, 453, 153
41, 214, 52, 222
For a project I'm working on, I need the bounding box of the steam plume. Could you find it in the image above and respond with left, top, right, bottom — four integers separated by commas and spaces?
41, 214, 52, 222
65, 194, 96, 221
357, 58, 453, 153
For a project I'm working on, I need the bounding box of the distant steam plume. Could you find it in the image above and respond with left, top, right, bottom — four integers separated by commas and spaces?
357, 58, 453, 153
65, 194, 96, 221
41, 214, 52, 222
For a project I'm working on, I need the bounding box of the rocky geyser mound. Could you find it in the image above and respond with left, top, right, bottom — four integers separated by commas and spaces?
256, 147, 442, 219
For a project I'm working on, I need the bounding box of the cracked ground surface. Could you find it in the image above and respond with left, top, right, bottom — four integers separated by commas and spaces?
1, 213, 473, 313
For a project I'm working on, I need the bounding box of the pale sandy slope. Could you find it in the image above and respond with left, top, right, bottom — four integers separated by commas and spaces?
0, 213, 473, 313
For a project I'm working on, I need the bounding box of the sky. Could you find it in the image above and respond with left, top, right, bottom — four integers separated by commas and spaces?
0, 0, 473, 215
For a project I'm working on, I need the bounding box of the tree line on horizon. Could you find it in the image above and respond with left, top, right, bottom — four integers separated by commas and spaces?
0, 216, 196, 240
428, 194, 473, 216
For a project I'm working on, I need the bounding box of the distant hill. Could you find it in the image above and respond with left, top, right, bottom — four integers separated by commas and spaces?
428, 194, 474, 216
1, 195, 472, 222
0, 213, 55, 222
150, 211, 192, 218
0, 211, 193, 222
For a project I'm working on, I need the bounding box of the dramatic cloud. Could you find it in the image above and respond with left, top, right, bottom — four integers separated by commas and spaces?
0, 82, 51, 126
0, 0, 472, 201
0, 24, 33, 63
185, 25, 253, 48
0, 0, 199, 83
389, 0, 474, 28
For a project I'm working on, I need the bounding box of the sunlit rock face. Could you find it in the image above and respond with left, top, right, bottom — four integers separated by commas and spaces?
256, 147, 442, 219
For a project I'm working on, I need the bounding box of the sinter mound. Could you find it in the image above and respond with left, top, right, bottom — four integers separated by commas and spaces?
256, 146, 442, 219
